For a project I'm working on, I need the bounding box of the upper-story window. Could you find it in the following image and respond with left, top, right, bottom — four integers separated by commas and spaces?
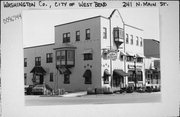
130, 35, 133, 45
46, 53, 53, 63
126, 56, 134, 62
76, 31, 80, 41
126, 33, 129, 44
140, 37, 143, 47
137, 57, 143, 63
35, 57, 41, 66
84, 53, 93, 60
113, 27, 124, 40
56, 50, 75, 68
103, 27, 107, 39
86, 29, 90, 40
24, 58, 27, 67
136, 36, 139, 46
63, 32, 70, 43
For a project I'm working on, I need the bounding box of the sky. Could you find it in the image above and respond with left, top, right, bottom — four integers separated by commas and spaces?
23, 8, 159, 47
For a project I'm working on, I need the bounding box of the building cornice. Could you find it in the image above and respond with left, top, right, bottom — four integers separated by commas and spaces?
24, 43, 55, 49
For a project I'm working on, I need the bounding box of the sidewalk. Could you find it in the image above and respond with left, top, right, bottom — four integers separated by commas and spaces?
61, 91, 87, 97
39, 91, 87, 97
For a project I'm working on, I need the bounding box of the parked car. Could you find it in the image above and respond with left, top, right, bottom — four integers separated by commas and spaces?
126, 87, 134, 93
136, 87, 146, 93
32, 84, 52, 95
25, 85, 34, 95
145, 86, 153, 93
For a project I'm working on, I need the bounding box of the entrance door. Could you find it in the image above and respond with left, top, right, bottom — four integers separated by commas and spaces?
39, 75, 44, 84
113, 74, 120, 87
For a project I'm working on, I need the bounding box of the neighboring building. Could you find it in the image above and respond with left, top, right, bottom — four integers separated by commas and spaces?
144, 39, 160, 88
144, 39, 160, 58
24, 9, 146, 92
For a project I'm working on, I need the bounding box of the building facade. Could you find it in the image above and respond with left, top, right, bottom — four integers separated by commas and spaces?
24, 9, 146, 92
144, 39, 161, 88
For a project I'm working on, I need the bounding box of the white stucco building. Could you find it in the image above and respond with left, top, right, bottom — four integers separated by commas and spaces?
24, 9, 146, 92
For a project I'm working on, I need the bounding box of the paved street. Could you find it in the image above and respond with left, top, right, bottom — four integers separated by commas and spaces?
25, 92, 161, 106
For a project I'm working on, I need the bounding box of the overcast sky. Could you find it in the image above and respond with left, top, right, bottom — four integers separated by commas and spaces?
23, 8, 159, 47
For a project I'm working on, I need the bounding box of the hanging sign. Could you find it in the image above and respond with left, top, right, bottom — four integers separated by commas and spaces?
107, 51, 117, 60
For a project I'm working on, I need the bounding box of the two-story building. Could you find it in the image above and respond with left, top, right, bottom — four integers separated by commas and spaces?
24, 9, 146, 92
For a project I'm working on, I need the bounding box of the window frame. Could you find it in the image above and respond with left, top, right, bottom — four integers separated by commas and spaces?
136, 36, 139, 46
85, 29, 90, 40
50, 73, 53, 82
56, 50, 75, 67
76, 30, 80, 41
84, 53, 93, 60
35, 57, 41, 66
46, 53, 53, 63
126, 33, 129, 44
64, 74, 70, 84
130, 35, 133, 45
63, 32, 70, 43
103, 27, 107, 39
24, 58, 27, 67
24, 73, 27, 85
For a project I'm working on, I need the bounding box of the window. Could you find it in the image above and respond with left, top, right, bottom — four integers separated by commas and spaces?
120, 55, 123, 61
35, 57, 41, 66
113, 27, 124, 40
46, 53, 53, 63
136, 36, 139, 46
76, 31, 80, 41
128, 70, 134, 82
56, 50, 75, 67
137, 57, 143, 63
140, 37, 143, 47
50, 73, 53, 82
24, 73, 27, 85
64, 74, 70, 84
24, 58, 27, 67
103, 27, 107, 39
63, 32, 70, 43
127, 56, 134, 62
126, 33, 129, 44
84, 53, 93, 60
86, 29, 90, 40
137, 71, 143, 81
130, 35, 133, 45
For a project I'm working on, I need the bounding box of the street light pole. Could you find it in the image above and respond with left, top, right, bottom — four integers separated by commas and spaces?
134, 55, 137, 90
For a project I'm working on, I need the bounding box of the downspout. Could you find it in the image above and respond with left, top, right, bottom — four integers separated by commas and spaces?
109, 18, 113, 88
123, 23, 126, 88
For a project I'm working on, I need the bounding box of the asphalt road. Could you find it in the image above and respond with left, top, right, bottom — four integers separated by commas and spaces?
25, 92, 161, 106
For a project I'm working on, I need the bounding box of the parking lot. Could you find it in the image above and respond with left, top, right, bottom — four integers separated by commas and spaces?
25, 92, 161, 106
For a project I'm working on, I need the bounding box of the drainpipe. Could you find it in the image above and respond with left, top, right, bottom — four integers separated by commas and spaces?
109, 18, 113, 88
123, 23, 126, 88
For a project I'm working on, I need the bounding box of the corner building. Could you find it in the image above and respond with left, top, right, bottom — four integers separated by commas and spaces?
24, 9, 145, 92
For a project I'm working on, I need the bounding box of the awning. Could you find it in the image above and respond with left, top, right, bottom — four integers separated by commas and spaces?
113, 69, 129, 76
82, 49, 93, 54
120, 51, 126, 56
30, 66, 46, 74
126, 52, 134, 56
136, 53, 145, 58
103, 69, 111, 78
58, 67, 71, 75
83, 70, 92, 78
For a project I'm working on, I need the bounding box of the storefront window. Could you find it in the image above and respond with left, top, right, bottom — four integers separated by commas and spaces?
137, 57, 143, 63
128, 70, 134, 82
